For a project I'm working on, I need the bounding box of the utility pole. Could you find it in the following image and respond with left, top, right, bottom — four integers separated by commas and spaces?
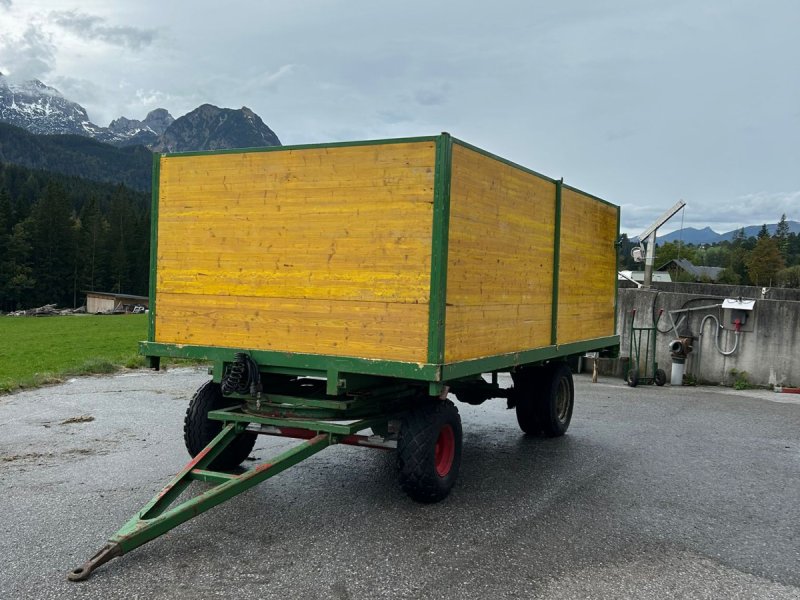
635, 200, 686, 289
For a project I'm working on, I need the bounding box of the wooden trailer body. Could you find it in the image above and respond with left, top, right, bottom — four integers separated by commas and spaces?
141, 133, 619, 390
72, 134, 622, 579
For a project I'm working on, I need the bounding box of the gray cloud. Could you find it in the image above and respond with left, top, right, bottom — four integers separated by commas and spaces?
0, 0, 796, 235
0, 1, 12, 10
414, 88, 447, 107
377, 110, 412, 125
52, 75, 102, 104
51, 10, 156, 49
0, 24, 55, 80
623, 190, 800, 235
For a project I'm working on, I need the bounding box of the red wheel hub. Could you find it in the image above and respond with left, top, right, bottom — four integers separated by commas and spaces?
434, 424, 455, 477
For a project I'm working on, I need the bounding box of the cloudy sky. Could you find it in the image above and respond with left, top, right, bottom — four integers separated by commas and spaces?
0, 0, 798, 234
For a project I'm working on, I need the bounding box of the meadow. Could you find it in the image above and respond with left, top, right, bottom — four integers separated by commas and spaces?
0, 314, 148, 393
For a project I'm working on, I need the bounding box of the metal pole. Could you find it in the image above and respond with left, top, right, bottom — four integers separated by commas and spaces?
642, 232, 656, 289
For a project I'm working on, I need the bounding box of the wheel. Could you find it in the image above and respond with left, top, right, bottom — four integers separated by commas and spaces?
397, 399, 462, 503
654, 368, 667, 387
627, 369, 639, 388
184, 380, 257, 470
511, 367, 545, 434
537, 363, 574, 437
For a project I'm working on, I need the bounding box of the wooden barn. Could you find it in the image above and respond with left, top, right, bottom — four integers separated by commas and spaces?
85, 291, 149, 314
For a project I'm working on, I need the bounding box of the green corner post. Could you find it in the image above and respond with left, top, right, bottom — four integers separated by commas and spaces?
426, 133, 453, 395
146, 152, 161, 370
614, 204, 621, 337
550, 178, 563, 346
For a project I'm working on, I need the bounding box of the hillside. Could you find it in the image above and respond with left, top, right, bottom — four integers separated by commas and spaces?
0, 122, 152, 191
0, 160, 151, 311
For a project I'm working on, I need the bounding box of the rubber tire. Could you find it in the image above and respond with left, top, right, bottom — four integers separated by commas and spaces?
627, 369, 639, 388
537, 363, 574, 438
397, 400, 462, 503
654, 368, 667, 387
511, 368, 545, 434
184, 380, 257, 470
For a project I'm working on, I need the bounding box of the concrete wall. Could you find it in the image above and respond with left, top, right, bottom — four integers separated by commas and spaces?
619, 280, 800, 302
617, 287, 800, 387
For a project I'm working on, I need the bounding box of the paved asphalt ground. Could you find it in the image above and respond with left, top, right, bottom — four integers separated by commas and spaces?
1, 367, 798, 599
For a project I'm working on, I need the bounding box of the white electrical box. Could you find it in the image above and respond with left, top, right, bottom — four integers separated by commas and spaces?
722, 298, 756, 331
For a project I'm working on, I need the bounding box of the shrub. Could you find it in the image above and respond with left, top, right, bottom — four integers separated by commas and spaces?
776, 265, 800, 288
729, 368, 751, 390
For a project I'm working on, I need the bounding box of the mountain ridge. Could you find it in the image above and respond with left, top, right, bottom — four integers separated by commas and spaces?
0, 73, 281, 152
655, 222, 800, 245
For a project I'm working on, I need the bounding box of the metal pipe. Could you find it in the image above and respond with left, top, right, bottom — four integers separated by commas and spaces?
699, 314, 739, 356
667, 303, 722, 339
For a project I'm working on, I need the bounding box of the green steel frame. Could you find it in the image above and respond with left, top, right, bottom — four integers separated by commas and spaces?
142, 132, 620, 387
68, 412, 392, 581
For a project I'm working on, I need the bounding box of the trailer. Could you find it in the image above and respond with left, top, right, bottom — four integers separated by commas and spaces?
69, 133, 620, 580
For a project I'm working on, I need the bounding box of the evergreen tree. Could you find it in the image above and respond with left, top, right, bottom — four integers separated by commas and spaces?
729, 227, 749, 283
788, 232, 800, 266
774, 213, 790, 260
745, 236, 785, 286
0, 161, 149, 309
27, 182, 76, 306
0, 222, 36, 310
757, 224, 769, 239
107, 185, 136, 294
0, 188, 12, 235
77, 196, 108, 293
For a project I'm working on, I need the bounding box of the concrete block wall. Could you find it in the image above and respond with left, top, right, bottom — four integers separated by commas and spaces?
616, 287, 800, 388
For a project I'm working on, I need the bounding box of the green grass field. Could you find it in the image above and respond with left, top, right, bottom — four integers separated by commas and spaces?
0, 314, 148, 393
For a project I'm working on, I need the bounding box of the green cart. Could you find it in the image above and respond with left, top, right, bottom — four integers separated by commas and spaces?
626, 308, 667, 387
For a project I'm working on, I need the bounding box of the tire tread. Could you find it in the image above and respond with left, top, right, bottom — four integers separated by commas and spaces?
397, 400, 462, 503
183, 380, 257, 470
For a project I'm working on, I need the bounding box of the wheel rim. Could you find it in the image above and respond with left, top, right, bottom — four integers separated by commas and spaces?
434, 424, 455, 477
555, 377, 570, 423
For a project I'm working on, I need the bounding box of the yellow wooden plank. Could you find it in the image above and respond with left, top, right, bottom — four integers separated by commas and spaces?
445, 144, 556, 362
557, 188, 617, 344
155, 292, 429, 362
155, 142, 436, 361
445, 305, 552, 360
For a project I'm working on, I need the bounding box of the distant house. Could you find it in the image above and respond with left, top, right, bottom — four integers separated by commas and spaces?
84, 291, 149, 314
657, 258, 724, 282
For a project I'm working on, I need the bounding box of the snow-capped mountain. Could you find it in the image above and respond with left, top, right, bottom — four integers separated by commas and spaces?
0, 73, 280, 152
0, 73, 91, 135
90, 108, 175, 147
0, 72, 176, 147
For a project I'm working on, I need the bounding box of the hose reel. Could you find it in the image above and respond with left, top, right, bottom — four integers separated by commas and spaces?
221, 352, 262, 396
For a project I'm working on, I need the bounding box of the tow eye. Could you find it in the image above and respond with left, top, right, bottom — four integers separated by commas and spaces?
67, 542, 122, 581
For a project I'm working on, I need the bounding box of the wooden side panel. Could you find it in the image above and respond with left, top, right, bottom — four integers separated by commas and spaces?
154, 142, 436, 362
557, 188, 618, 344
445, 145, 556, 362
